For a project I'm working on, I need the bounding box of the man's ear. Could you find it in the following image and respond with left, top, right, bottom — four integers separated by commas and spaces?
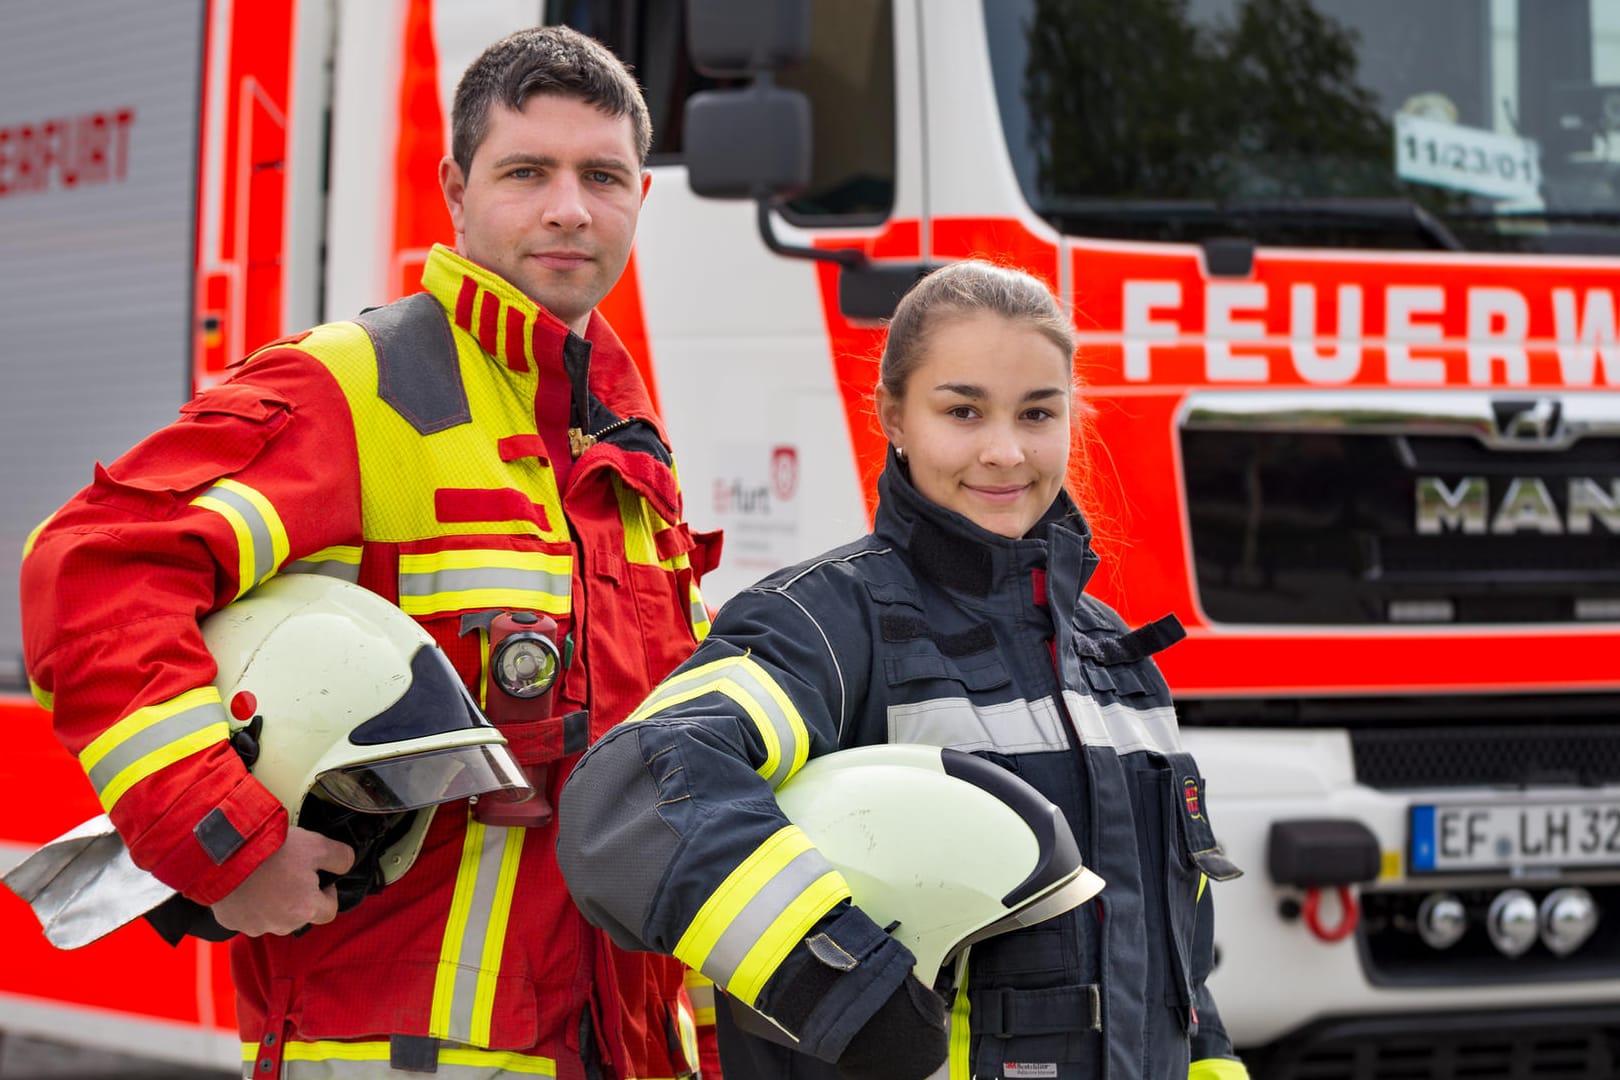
640, 170, 652, 205
439, 155, 467, 235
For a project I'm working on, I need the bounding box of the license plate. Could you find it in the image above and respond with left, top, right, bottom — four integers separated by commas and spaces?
1409, 799, 1620, 873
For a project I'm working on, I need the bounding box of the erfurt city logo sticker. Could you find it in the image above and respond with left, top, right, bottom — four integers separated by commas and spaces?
1183, 777, 1202, 820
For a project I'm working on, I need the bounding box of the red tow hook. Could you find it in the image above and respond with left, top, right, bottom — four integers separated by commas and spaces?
1301, 884, 1359, 943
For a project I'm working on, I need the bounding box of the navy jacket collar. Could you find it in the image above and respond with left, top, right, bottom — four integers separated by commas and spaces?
870, 448, 1099, 602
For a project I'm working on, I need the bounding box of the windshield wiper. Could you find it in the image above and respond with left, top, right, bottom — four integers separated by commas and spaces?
1040, 196, 1466, 251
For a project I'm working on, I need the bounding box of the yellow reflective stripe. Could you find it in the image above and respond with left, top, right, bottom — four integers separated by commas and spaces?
432, 815, 526, 1045
432, 815, 488, 1036
948, 953, 972, 1080
79, 687, 229, 811
627, 655, 809, 789
1190, 1057, 1252, 1080
1197, 872, 1208, 904
262, 1039, 558, 1076
723, 867, 849, 1006
27, 675, 53, 712
673, 825, 851, 1007
192, 479, 289, 598
469, 826, 526, 1046
285, 544, 363, 582
22, 512, 54, 559
688, 581, 711, 642
398, 548, 570, 617
684, 969, 717, 1024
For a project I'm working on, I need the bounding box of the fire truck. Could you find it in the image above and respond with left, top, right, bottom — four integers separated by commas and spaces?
3, 0, 1620, 1076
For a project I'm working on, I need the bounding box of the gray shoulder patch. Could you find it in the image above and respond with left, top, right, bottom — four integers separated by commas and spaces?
355, 292, 471, 435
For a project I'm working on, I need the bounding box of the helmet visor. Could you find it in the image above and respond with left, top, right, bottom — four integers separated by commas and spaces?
315, 744, 530, 813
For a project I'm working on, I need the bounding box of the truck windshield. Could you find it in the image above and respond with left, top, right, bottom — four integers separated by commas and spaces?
983, 0, 1620, 253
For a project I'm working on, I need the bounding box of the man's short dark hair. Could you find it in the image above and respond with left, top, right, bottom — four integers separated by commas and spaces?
452, 24, 652, 172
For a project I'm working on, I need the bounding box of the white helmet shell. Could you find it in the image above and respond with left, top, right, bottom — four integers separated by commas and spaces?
203, 573, 529, 883
774, 743, 1104, 981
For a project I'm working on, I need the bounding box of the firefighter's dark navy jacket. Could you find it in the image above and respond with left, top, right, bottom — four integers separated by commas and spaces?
559, 452, 1246, 1080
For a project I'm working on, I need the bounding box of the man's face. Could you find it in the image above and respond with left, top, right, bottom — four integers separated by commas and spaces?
440, 94, 650, 334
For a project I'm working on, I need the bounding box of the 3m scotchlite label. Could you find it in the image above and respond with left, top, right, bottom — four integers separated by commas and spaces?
630, 655, 808, 789
192, 478, 289, 598
79, 688, 229, 811
674, 825, 851, 1006
887, 696, 1069, 755
1062, 690, 1184, 755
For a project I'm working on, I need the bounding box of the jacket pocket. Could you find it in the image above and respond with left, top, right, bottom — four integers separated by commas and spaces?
1136, 754, 1241, 1039
89, 383, 293, 514
963, 920, 1103, 1079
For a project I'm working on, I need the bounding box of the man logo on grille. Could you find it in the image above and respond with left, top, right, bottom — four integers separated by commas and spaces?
1492, 397, 1563, 445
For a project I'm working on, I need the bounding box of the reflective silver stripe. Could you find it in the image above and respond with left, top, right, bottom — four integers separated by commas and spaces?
886, 695, 1069, 754
684, 974, 716, 1014
84, 699, 229, 798
284, 549, 362, 582
1062, 690, 1184, 755
399, 566, 568, 598
702, 846, 839, 989
196, 483, 276, 587
433, 822, 525, 1045
396, 568, 572, 618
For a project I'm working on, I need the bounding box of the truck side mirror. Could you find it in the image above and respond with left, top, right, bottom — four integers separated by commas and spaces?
684, 85, 811, 200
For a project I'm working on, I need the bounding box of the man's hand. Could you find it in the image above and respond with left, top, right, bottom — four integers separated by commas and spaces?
210, 826, 355, 937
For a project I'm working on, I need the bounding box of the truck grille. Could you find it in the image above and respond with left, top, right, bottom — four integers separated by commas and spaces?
1179, 391, 1620, 624
1352, 724, 1620, 789
1246, 1006, 1620, 1080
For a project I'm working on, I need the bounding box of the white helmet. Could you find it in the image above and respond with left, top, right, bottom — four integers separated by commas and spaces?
774, 743, 1105, 981
204, 572, 530, 890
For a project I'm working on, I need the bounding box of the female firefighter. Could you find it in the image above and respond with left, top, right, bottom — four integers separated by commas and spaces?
556, 259, 1248, 1080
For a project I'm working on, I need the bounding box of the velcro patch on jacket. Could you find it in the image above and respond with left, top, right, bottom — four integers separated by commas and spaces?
879, 614, 995, 657
908, 521, 993, 596
1074, 614, 1187, 665
193, 808, 245, 866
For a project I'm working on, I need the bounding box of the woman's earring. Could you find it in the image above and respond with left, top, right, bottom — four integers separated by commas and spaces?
896, 446, 907, 462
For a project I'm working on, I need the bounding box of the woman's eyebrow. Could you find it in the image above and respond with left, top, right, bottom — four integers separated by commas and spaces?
933, 383, 1066, 402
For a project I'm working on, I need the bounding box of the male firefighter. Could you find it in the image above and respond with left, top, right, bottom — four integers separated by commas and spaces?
19, 25, 720, 1080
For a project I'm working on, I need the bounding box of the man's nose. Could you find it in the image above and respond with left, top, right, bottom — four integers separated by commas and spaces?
545, 174, 590, 230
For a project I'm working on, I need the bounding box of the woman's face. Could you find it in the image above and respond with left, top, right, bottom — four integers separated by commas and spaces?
878, 311, 1072, 539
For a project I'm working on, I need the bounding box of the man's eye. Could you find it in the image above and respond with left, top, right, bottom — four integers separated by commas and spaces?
509, 167, 535, 180
587, 170, 617, 185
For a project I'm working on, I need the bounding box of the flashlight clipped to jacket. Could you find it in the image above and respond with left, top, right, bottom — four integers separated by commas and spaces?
459, 610, 588, 827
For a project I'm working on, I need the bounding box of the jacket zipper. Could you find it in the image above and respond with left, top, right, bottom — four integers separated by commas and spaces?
568, 416, 638, 458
